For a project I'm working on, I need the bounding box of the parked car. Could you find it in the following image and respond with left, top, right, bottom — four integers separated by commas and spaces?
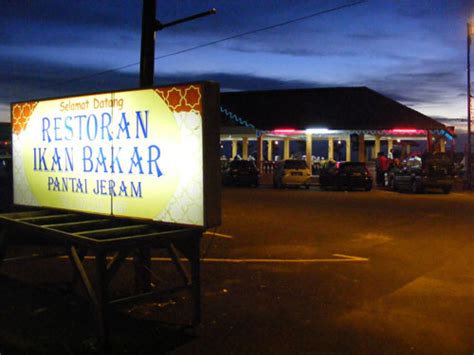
319, 162, 372, 191
273, 159, 311, 189
389, 153, 455, 194
0, 154, 12, 182
222, 160, 259, 187
0, 155, 13, 212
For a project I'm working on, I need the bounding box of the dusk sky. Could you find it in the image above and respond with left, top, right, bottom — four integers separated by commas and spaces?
1, 0, 473, 132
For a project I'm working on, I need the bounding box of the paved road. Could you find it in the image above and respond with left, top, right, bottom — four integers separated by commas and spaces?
179, 188, 474, 354
0, 187, 473, 354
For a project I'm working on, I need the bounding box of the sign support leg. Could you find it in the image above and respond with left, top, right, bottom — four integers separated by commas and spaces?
0, 226, 7, 269
134, 247, 152, 293
95, 250, 109, 352
174, 230, 202, 326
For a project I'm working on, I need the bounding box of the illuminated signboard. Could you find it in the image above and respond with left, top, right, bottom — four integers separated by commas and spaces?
11, 82, 221, 228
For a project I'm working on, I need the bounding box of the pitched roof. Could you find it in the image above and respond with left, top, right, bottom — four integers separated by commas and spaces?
220, 87, 445, 131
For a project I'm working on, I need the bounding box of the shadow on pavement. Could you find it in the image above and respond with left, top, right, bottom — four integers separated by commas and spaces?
0, 275, 195, 354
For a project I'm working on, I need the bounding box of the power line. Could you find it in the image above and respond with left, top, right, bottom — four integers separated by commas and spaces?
5, 0, 367, 95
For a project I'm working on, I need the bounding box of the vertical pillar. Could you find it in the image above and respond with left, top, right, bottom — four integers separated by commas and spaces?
440, 139, 446, 153
406, 144, 411, 156
401, 143, 406, 158
328, 137, 334, 161
427, 131, 433, 152
257, 134, 263, 170
388, 139, 393, 156
232, 140, 238, 159
267, 140, 273, 161
242, 137, 249, 160
358, 134, 365, 162
306, 133, 313, 170
345, 136, 351, 162
284, 138, 290, 160
374, 135, 381, 159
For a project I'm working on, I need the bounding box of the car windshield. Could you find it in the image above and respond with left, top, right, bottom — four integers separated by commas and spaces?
284, 160, 307, 169
405, 157, 422, 169
341, 163, 366, 173
425, 153, 453, 165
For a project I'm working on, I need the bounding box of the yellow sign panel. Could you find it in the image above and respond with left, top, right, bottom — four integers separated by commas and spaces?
11, 83, 221, 227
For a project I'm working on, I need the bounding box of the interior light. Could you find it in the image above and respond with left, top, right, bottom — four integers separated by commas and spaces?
272, 128, 297, 134
306, 128, 331, 134
388, 128, 426, 135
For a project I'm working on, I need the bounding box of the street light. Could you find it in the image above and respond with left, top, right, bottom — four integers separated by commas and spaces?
139, 0, 216, 87
467, 22, 473, 189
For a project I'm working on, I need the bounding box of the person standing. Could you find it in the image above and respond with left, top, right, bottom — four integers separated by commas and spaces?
376, 152, 390, 186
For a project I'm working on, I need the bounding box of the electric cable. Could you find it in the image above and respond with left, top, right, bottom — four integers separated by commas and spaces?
0, 0, 367, 98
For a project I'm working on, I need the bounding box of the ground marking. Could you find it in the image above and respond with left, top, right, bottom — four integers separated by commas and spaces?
56, 253, 369, 264
203, 231, 234, 239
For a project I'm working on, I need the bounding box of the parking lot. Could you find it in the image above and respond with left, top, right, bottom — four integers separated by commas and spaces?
1, 187, 473, 354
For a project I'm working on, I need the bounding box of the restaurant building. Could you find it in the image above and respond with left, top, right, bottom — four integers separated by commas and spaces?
219, 87, 454, 171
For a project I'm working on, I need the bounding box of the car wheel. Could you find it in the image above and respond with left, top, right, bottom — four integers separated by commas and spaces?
273, 179, 280, 188
442, 186, 451, 194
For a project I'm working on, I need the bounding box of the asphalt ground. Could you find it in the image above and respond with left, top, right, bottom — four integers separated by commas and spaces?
0, 186, 473, 354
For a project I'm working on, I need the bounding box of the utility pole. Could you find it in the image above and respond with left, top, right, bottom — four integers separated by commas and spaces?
136, 0, 216, 292
139, 0, 216, 88
467, 22, 472, 189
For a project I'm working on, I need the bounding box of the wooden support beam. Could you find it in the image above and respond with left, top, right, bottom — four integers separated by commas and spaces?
95, 250, 109, 351
69, 246, 99, 307
168, 243, 191, 286
173, 230, 202, 325
0, 227, 7, 268
106, 250, 129, 285
0, 210, 52, 220
17, 214, 78, 223
75, 224, 150, 238
3, 251, 67, 263
134, 247, 152, 293
42, 219, 112, 232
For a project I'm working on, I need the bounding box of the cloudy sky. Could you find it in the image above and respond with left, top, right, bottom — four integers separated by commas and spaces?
1, 0, 473, 132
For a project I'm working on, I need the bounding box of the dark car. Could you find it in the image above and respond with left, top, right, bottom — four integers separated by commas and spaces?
0, 155, 13, 212
389, 153, 455, 194
222, 160, 259, 187
319, 162, 372, 191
